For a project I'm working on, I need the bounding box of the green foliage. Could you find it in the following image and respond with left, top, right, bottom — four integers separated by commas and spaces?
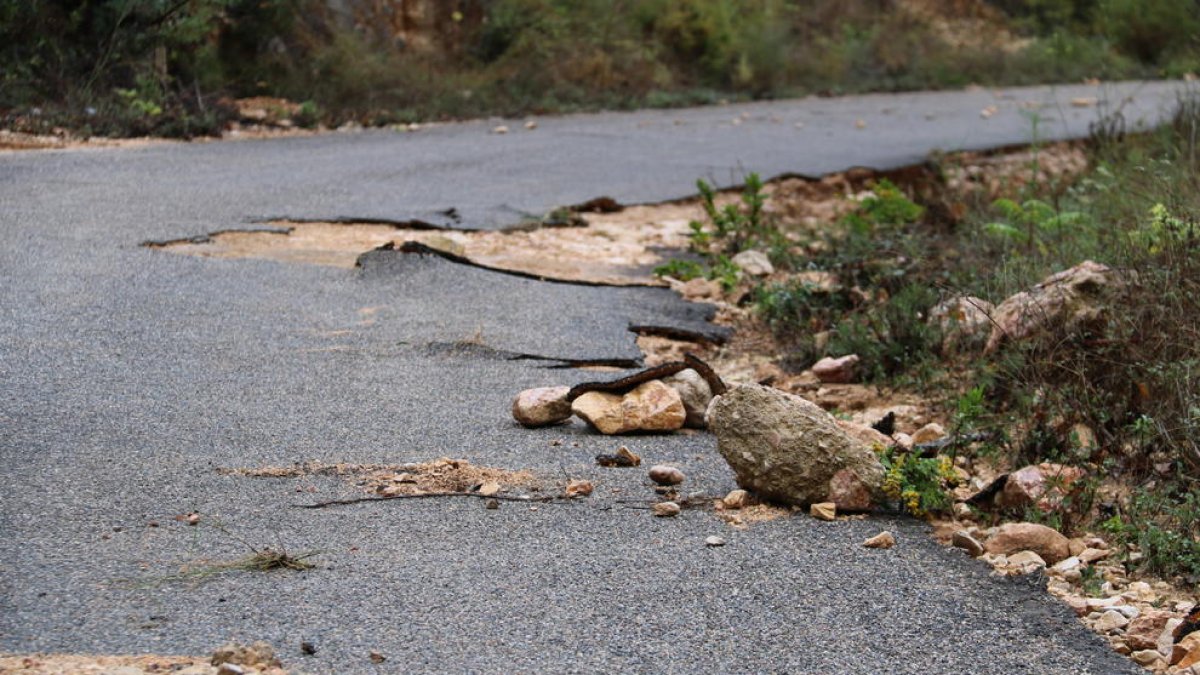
983, 198, 1093, 255
827, 284, 942, 381
841, 179, 925, 235
653, 258, 706, 281
656, 172, 776, 288
1095, 0, 1200, 66
879, 446, 958, 518
1103, 486, 1200, 581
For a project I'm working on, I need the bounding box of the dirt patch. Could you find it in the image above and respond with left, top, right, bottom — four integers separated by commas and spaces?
220, 457, 538, 497
0, 653, 282, 674
0, 129, 172, 153
715, 503, 794, 528
148, 200, 705, 285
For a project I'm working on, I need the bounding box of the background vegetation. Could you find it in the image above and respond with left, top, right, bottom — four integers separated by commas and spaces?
2, 0, 1198, 137
666, 92, 1198, 581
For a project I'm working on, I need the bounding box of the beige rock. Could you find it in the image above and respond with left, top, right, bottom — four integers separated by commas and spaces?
1064, 596, 1089, 617
571, 391, 625, 433
1008, 550, 1047, 571
911, 423, 946, 445
652, 501, 681, 517
513, 386, 573, 427
678, 277, 720, 300
984, 522, 1071, 564
1131, 649, 1162, 667
1162, 618, 1185, 657
1079, 547, 1110, 564
723, 489, 752, 509
1093, 610, 1131, 632
952, 530, 985, 557
810, 502, 837, 521
986, 260, 1126, 353
572, 380, 686, 434
662, 368, 714, 429
732, 249, 774, 276
812, 354, 860, 384
708, 385, 884, 508
705, 535, 726, 547
1069, 423, 1098, 453
863, 531, 896, 549
1126, 609, 1173, 651
648, 465, 685, 486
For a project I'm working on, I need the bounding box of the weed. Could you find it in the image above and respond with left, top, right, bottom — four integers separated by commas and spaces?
878, 445, 958, 518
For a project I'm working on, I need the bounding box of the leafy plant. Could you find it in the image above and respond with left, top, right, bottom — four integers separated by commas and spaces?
878, 446, 958, 518
983, 198, 1093, 255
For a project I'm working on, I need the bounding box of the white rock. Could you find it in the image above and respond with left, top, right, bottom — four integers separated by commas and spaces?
705, 535, 726, 547
731, 250, 774, 276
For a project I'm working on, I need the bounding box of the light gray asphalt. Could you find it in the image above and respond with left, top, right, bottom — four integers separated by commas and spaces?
2, 80, 1187, 673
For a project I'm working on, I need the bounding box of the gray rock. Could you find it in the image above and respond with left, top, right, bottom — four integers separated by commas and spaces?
662, 368, 714, 429
707, 384, 885, 508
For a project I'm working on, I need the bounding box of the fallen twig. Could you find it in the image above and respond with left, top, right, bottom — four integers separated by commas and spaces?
294, 491, 562, 509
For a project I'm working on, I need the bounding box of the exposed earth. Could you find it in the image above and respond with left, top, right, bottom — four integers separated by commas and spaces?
0, 80, 1192, 673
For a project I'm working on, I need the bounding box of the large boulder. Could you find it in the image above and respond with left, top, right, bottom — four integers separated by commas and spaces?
571, 380, 685, 434
985, 260, 1125, 353
706, 384, 885, 509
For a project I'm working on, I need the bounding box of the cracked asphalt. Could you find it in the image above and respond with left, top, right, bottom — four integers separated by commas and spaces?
1, 80, 1188, 673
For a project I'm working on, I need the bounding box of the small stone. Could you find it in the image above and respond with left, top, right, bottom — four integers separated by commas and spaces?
652, 501, 681, 517
662, 369, 714, 429
811, 355, 860, 384
300, 641, 317, 655
1126, 609, 1173, 651
1007, 550, 1047, 572
953, 502, 974, 520
723, 489, 752, 510
492, 125, 509, 134
596, 445, 642, 467
1093, 610, 1130, 632
952, 530, 985, 557
216, 665, 245, 675
485, 498, 499, 510
1130, 650, 1162, 667
863, 531, 895, 549
186, 513, 200, 526
565, 479, 593, 498
705, 535, 726, 547
512, 386, 572, 428
1078, 547, 1110, 564
524, 120, 538, 130
731, 250, 774, 276
910, 423, 946, 445
478, 481, 501, 497
1051, 556, 1082, 574
369, 650, 387, 663
648, 465, 685, 486
810, 502, 837, 521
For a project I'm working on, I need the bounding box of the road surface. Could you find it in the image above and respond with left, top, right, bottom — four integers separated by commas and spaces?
1, 80, 1187, 673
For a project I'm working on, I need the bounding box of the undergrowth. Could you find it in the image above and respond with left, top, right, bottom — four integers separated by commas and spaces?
673, 91, 1200, 580
3, 1, 1198, 137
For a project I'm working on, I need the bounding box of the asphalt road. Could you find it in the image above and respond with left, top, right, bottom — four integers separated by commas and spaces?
1, 80, 1188, 673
